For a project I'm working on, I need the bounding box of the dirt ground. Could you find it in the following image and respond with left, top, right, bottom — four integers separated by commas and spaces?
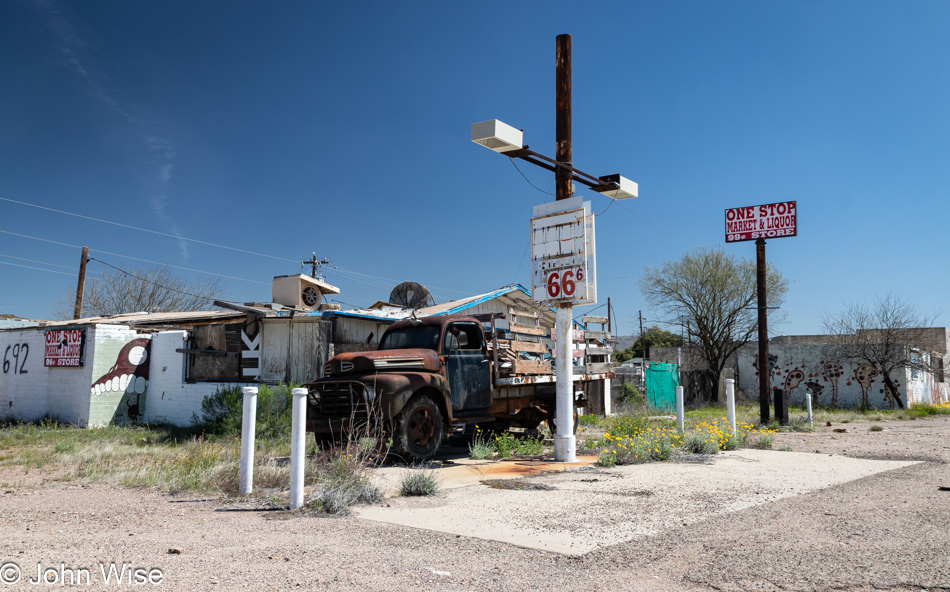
0, 417, 948, 591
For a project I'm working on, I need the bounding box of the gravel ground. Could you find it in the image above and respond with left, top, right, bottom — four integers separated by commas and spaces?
0, 416, 948, 591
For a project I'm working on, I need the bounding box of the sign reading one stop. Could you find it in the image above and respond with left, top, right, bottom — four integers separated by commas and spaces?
725, 201, 797, 243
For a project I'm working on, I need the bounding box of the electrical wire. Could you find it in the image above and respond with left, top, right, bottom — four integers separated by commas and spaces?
0, 197, 299, 262
510, 159, 555, 195
0, 260, 80, 277
0, 229, 269, 286
0, 253, 79, 270
87, 258, 222, 303
0, 229, 81, 249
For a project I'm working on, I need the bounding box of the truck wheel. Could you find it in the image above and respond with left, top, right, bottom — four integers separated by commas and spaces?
392, 394, 443, 462
546, 404, 578, 436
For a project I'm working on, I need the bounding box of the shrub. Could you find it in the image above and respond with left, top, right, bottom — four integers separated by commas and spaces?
400, 468, 440, 496
754, 434, 774, 449
577, 414, 599, 428
602, 414, 649, 438
620, 383, 644, 407
493, 432, 544, 459
869, 425, 884, 432
789, 418, 814, 432
601, 429, 678, 464
683, 431, 719, 455
192, 383, 299, 438
468, 426, 494, 460
779, 443, 793, 452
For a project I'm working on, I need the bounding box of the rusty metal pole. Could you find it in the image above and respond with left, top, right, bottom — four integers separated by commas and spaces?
756, 238, 770, 425
553, 33, 576, 462
73, 246, 89, 320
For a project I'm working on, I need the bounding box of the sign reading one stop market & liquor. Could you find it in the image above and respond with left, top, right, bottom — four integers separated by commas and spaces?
725, 201, 797, 243
45, 329, 86, 367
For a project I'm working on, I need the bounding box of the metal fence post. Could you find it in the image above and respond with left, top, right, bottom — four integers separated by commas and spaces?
726, 379, 737, 435
289, 388, 308, 510
676, 386, 684, 432
239, 386, 258, 495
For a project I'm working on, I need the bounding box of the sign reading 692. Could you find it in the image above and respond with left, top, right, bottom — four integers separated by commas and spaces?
545, 266, 586, 300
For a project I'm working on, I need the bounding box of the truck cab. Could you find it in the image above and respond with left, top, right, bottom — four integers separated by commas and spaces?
306, 315, 498, 460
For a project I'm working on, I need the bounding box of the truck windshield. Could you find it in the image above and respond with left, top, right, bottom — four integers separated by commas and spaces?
378, 325, 441, 351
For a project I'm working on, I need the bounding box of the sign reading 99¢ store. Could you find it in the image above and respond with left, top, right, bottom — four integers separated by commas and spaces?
531, 197, 597, 305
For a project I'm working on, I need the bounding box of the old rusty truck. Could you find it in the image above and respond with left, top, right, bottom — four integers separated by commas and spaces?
304, 314, 613, 462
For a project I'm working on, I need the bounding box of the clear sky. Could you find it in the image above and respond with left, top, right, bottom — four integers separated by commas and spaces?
1, 1, 948, 337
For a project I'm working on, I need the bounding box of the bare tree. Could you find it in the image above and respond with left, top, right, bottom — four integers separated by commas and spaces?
823, 293, 938, 409
640, 246, 788, 402
53, 265, 226, 319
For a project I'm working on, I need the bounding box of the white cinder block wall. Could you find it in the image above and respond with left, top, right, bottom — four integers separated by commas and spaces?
0, 326, 95, 425
145, 331, 237, 427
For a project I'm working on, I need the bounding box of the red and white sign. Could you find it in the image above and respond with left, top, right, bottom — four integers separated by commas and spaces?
531, 196, 597, 305
725, 201, 797, 243
45, 329, 85, 367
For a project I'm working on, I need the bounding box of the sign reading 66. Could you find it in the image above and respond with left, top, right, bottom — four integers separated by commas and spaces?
545, 267, 586, 300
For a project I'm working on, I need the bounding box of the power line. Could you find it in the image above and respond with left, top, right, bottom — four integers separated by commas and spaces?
0, 260, 79, 277
0, 229, 268, 286
0, 253, 78, 270
88, 258, 221, 303
0, 229, 81, 249
510, 159, 555, 195
0, 197, 299, 262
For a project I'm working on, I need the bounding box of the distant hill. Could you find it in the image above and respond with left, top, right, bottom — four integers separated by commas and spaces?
0, 314, 22, 320
614, 335, 637, 350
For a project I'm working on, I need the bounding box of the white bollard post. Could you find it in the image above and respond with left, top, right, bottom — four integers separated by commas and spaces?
553, 304, 576, 462
289, 388, 308, 510
239, 386, 258, 495
676, 386, 685, 432
806, 391, 814, 427
726, 379, 737, 435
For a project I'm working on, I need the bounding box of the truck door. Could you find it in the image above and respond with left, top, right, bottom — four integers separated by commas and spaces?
443, 322, 491, 410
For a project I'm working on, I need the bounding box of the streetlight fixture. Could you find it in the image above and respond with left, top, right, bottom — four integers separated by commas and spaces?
470, 122, 638, 199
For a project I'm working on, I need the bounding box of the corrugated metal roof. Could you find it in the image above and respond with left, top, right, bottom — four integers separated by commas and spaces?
218, 284, 548, 325
32, 310, 245, 328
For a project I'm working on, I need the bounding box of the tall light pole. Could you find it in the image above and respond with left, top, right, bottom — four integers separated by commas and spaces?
472, 34, 637, 461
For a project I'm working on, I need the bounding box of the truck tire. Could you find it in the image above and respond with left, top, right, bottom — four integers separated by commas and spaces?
392, 394, 443, 462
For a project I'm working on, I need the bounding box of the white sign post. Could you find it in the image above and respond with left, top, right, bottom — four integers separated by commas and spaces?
530, 196, 596, 462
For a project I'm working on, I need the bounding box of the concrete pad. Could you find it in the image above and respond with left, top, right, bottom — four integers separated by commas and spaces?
369, 456, 599, 495
355, 451, 917, 555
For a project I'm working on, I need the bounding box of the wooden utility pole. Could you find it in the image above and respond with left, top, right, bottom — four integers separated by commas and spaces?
552, 33, 576, 462
73, 246, 89, 320
756, 238, 770, 425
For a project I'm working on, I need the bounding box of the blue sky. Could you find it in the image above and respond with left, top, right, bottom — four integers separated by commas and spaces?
1, 1, 948, 337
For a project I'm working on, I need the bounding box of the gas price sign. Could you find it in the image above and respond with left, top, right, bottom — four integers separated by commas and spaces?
725, 201, 797, 243
531, 196, 597, 305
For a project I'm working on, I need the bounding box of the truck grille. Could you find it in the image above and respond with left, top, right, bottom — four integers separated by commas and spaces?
311, 382, 370, 420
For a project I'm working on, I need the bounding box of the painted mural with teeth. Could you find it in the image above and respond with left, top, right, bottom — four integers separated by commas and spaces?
90, 338, 151, 423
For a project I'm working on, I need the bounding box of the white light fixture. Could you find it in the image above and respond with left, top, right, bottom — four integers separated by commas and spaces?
595, 174, 638, 200
471, 119, 523, 153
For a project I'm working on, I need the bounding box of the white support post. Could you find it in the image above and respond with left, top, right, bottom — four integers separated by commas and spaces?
239, 386, 258, 495
675, 386, 685, 432
726, 379, 737, 435
554, 304, 576, 462
289, 388, 308, 510
806, 391, 813, 427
